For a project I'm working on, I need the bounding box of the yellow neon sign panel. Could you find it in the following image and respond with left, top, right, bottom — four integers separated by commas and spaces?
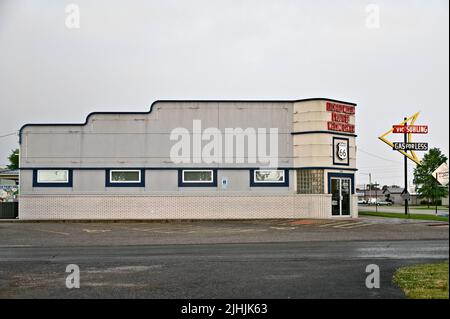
378, 112, 422, 165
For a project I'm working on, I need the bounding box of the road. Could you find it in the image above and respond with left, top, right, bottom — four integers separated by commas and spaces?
0, 219, 448, 298
0, 240, 448, 299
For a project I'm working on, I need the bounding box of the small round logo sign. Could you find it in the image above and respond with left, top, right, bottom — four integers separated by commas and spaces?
337, 142, 347, 160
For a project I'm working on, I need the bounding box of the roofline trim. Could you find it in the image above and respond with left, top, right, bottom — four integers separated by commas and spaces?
19, 98, 357, 144
19, 166, 359, 171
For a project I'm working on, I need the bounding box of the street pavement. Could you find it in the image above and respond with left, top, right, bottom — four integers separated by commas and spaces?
0, 218, 448, 299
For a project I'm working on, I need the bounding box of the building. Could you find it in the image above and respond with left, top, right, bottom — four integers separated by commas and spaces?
442, 196, 449, 207
0, 169, 19, 202
382, 185, 420, 205
18, 98, 358, 220
356, 184, 382, 203
0, 169, 19, 186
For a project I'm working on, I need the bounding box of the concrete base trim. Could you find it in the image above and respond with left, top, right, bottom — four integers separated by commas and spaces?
19, 194, 340, 220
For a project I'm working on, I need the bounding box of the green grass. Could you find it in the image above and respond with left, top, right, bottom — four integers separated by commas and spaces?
393, 262, 449, 299
359, 211, 449, 222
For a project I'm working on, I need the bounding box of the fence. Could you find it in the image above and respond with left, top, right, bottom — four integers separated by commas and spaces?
0, 202, 18, 219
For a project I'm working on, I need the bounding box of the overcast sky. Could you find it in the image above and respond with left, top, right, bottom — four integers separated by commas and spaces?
0, 0, 448, 186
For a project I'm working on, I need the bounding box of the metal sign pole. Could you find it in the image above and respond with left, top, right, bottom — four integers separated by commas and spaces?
375, 181, 378, 213
404, 117, 409, 215
435, 172, 438, 216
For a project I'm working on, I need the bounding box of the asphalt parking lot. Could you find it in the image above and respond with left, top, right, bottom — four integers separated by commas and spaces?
0, 217, 448, 298
0, 217, 448, 247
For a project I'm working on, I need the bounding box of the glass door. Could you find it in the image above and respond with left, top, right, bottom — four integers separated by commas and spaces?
341, 178, 351, 216
331, 178, 341, 216
331, 178, 352, 216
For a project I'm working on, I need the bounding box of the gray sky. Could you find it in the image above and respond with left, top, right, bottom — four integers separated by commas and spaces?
0, 0, 448, 186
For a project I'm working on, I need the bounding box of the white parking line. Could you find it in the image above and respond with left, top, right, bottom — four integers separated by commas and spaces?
0, 245, 33, 248
140, 228, 200, 234
34, 229, 70, 236
269, 226, 297, 230
340, 223, 374, 229
333, 222, 367, 228
318, 221, 354, 228
83, 229, 112, 233
115, 226, 170, 232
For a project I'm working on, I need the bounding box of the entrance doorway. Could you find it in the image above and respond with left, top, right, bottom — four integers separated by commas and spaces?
331, 177, 351, 216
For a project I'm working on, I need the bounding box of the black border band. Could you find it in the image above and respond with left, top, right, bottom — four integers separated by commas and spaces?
249, 168, 290, 187
32, 169, 73, 188
178, 169, 218, 187
105, 169, 146, 187
292, 131, 357, 137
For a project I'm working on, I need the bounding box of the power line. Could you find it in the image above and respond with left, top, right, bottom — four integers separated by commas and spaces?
0, 132, 18, 139
357, 148, 403, 163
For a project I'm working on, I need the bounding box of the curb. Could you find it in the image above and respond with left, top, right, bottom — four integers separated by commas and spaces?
0, 218, 321, 224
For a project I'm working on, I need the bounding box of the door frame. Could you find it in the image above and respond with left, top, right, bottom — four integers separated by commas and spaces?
328, 173, 355, 217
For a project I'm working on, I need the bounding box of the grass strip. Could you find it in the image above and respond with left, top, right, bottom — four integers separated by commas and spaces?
393, 262, 449, 299
359, 211, 449, 222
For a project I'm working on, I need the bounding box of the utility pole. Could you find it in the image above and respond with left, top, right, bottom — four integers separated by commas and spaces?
359, 173, 373, 204
375, 181, 378, 213
404, 118, 409, 215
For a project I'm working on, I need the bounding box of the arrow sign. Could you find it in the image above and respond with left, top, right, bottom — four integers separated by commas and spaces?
379, 112, 423, 165
401, 189, 411, 201
392, 125, 428, 134
393, 142, 428, 151
433, 163, 449, 186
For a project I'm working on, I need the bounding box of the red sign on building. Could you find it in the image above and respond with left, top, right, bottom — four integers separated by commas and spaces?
326, 102, 355, 115
327, 122, 355, 133
326, 102, 355, 133
331, 112, 350, 123
392, 125, 428, 134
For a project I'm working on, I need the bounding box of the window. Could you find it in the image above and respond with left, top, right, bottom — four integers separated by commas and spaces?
33, 169, 72, 187
38, 170, 69, 183
254, 170, 285, 183
297, 169, 324, 194
178, 169, 217, 187
110, 170, 141, 183
250, 169, 289, 187
106, 169, 145, 187
183, 170, 213, 183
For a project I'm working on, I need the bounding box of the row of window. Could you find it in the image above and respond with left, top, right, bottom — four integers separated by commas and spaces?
32, 168, 289, 188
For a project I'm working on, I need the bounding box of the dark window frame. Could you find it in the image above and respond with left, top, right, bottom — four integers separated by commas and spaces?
178, 169, 217, 187
32, 169, 73, 187
327, 172, 355, 194
249, 168, 290, 187
105, 169, 145, 187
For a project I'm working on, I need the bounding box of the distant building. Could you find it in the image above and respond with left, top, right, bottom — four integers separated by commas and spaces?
442, 196, 449, 207
0, 169, 19, 186
356, 184, 382, 202
0, 169, 19, 202
382, 185, 419, 205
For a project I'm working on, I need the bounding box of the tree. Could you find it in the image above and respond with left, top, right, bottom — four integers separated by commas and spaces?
7, 148, 19, 170
414, 148, 448, 207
